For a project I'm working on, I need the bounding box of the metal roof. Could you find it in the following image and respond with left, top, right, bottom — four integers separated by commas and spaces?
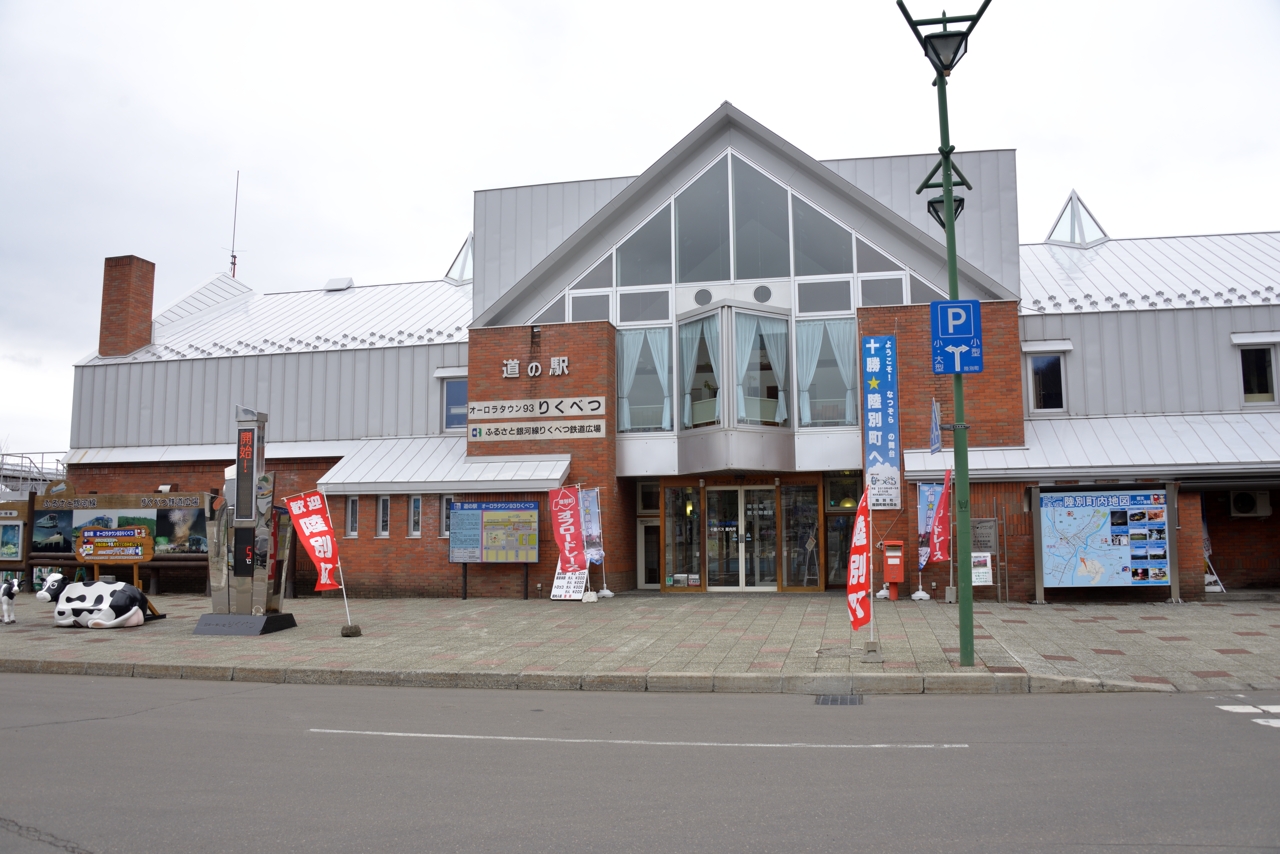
1020, 232, 1280, 315
316, 436, 571, 494
904, 413, 1280, 481
63, 440, 363, 466
85, 278, 473, 365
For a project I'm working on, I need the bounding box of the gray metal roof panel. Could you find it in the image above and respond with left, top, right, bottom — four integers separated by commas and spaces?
316, 437, 571, 494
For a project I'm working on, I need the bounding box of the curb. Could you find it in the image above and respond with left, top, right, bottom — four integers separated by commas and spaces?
0, 658, 1178, 694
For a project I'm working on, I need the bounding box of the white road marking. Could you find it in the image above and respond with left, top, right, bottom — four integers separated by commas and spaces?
310, 729, 968, 749
1258, 705, 1280, 714
1252, 719, 1280, 729
1216, 705, 1261, 713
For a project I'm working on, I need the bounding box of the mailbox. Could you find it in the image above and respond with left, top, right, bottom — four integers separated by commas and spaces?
883, 540, 905, 583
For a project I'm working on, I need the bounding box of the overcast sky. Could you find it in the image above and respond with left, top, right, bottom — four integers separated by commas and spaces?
1, 0, 1277, 453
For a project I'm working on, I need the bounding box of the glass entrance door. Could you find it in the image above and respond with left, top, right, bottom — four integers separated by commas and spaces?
637, 520, 661, 589
707, 487, 778, 590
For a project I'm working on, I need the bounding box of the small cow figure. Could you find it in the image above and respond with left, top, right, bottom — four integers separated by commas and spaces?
36, 573, 150, 629
1, 578, 24, 624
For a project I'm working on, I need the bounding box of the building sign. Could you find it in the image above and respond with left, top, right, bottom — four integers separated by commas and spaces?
285, 491, 342, 591
502, 356, 569, 378
1040, 490, 1170, 587
448, 502, 539, 563
32, 485, 210, 558
971, 519, 998, 554
468, 397, 606, 420
76, 527, 154, 563
862, 335, 900, 509
930, 299, 984, 374
469, 420, 605, 441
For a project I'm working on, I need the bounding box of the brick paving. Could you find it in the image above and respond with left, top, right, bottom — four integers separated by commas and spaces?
2, 592, 1278, 692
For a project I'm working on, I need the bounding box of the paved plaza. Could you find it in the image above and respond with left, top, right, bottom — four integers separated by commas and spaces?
2, 591, 1278, 693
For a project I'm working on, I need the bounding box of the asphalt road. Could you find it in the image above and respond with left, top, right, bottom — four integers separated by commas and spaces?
0, 674, 1277, 854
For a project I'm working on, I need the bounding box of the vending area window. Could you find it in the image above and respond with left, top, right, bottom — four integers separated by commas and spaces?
1030, 354, 1065, 411
408, 496, 422, 537
377, 495, 390, 538
1241, 347, 1275, 404
637, 482, 661, 515
444, 379, 468, 430
345, 496, 359, 537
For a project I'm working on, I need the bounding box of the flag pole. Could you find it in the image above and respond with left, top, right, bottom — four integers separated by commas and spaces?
336, 558, 353, 626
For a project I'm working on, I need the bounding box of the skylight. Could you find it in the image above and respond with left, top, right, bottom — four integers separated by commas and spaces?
1046, 191, 1108, 247
446, 233, 474, 283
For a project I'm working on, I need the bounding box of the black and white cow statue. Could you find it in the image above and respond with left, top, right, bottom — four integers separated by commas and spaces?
35, 573, 150, 628
1, 578, 23, 624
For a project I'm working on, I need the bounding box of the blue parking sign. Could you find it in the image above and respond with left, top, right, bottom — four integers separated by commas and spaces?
930, 300, 984, 374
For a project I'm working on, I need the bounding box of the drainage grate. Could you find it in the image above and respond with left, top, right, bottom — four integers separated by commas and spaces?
815, 694, 863, 705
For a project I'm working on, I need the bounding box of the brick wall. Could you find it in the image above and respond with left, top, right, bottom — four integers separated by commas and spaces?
99, 255, 155, 357
1202, 489, 1280, 589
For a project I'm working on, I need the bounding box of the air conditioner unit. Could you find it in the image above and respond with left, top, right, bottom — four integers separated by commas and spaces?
1230, 491, 1272, 518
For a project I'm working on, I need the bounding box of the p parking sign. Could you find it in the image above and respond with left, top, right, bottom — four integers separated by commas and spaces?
930, 300, 984, 374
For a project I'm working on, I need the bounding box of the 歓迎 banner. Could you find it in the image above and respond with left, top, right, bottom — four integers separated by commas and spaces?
928, 469, 952, 564
285, 491, 342, 591
847, 489, 871, 631
862, 335, 900, 509
549, 486, 588, 573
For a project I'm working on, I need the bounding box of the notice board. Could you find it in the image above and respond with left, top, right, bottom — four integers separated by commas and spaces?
449, 502, 539, 563
1039, 489, 1170, 587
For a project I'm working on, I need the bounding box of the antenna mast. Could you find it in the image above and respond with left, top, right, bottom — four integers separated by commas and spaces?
230, 171, 240, 278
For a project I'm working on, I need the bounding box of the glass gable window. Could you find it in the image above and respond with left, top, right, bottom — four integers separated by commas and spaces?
679, 315, 721, 428
860, 277, 905, 306
793, 198, 852, 277
734, 313, 789, 427
1242, 347, 1275, 403
444, 379, 468, 430
1031, 354, 1065, 411
617, 205, 672, 287
856, 238, 904, 274
795, 319, 857, 427
676, 157, 730, 283
573, 256, 613, 289
618, 327, 672, 432
618, 290, 669, 323
910, 275, 944, 304
572, 293, 610, 322
533, 296, 564, 324
733, 157, 790, 280
797, 280, 852, 314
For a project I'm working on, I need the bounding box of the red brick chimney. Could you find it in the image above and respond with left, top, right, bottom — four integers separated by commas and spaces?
98, 255, 155, 357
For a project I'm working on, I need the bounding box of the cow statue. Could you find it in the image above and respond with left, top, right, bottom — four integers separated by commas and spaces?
35, 573, 152, 628
1, 578, 23, 624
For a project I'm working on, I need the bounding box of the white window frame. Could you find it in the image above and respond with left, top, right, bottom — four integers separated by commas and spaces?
1026, 351, 1068, 415
1238, 343, 1278, 407
440, 495, 453, 538
732, 308, 793, 431
376, 495, 390, 538
793, 276, 855, 317
855, 272, 910, 308
442, 377, 468, 432
345, 496, 359, 538
616, 286, 673, 327
408, 495, 422, 538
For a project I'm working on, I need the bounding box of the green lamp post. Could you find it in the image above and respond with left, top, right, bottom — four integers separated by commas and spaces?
897, 0, 991, 668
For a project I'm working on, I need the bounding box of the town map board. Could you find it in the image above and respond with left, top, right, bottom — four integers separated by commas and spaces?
1040, 489, 1170, 587
448, 502, 539, 563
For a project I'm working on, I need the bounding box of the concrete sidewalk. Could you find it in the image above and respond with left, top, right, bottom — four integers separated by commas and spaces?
2, 592, 1277, 694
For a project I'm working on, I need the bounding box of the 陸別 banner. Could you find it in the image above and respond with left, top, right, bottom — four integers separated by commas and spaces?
285, 491, 342, 591
927, 469, 952, 564
549, 486, 588, 573
847, 489, 871, 631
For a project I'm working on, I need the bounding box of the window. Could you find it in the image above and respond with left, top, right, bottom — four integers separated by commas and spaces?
532, 296, 565, 324
377, 495, 390, 537
573, 256, 613, 289
618, 327, 672, 432
1031, 354, 1065, 411
782, 486, 821, 588
796, 319, 857, 426
793, 197, 852, 277
408, 496, 422, 537
440, 495, 453, 538
856, 238, 904, 274
860, 276, 905, 307
571, 293, 610, 322
664, 486, 701, 588
910, 275, 945, 304
734, 312, 789, 427
733, 156, 790, 280
345, 496, 359, 537
618, 291, 669, 323
444, 379, 468, 430
676, 156, 730, 283
679, 315, 721, 429
638, 482, 661, 515
1242, 347, 1275, 403
797, 280, 852, 314
617, 205, 671, 287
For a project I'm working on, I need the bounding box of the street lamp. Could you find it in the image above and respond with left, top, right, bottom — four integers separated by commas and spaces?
898, 0, 991, 669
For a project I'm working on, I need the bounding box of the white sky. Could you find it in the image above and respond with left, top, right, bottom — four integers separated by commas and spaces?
1, 0, 1277, 453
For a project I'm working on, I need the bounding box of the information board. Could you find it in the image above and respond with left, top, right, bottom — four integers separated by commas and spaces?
550, 565, 588, 600
449, 502, 539, 563
1040, 490, 1170, 587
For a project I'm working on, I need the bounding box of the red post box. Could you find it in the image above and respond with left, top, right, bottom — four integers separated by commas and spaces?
883, 540, 905, 600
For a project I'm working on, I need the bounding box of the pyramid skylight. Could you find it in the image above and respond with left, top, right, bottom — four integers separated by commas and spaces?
445, 233, 474, 283
1046, 191, 1108, 247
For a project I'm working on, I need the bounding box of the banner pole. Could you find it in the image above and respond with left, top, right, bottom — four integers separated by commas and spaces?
868, 486, 875, 645
336, 558, 353, 626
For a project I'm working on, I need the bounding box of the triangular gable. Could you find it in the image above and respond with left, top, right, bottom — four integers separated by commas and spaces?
474, 102, 1015, 328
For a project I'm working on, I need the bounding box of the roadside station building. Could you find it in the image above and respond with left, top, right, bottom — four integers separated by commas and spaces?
62, 103, 1280, 601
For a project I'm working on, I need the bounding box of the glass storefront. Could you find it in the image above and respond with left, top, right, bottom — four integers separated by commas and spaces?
664, 486, 701, 589
782, 486, 820, 588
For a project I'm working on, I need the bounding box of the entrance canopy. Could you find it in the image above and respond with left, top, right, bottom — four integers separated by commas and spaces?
316, 436, 570, 495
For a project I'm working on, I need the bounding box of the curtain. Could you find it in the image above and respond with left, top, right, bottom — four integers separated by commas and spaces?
795, 320, 825, 426
734, 314, 757, 422
758, 315, 789, 425
679, 320, 702, 428
825, 318, 858, 425
645, 327, 672, 430
616, 330, 646, 432
703, 315, 721, 422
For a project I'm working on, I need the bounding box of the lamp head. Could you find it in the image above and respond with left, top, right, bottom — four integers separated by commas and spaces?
927, 194, 964, 229
923, 29, 968, 75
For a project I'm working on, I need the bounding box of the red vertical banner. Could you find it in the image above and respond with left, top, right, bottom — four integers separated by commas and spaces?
847, 489, 872, 631
285, 490, 342, 591
549, 486, 588, 573
928, 469, 953, 563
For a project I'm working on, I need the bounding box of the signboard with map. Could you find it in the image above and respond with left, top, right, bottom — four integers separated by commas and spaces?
448, 501, 539, 563
1040, 490, 1170, 587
